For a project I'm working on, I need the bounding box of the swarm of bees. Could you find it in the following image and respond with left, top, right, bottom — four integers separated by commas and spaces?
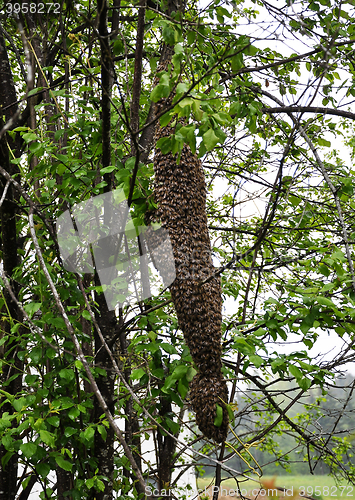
149, 61, 229, 442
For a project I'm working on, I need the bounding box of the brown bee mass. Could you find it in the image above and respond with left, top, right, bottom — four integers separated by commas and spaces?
149, 62, 229, 442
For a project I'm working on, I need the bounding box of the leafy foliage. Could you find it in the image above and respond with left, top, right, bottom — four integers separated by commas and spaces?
1, 0, 355, 499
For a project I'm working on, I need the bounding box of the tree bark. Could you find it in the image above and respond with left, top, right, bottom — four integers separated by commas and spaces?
0, 30, 21, 500
98, 0, 114, 191
91, 286, 116, 500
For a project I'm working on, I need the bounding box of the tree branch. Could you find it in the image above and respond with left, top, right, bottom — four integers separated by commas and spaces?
28, 209, 151, 498
263, 105, 355, 121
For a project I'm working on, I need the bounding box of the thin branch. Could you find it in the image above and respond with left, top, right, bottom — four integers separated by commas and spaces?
130, 0, 146, 145
0, 180, 10, 209
0, 163, 59, 254
245, 371, 349, 474
75, 276, 247, 479
199, 130, 296, 286
0, 21, 32, 139
257, 88, 355, 293
219, 37, 355, 86
299, 130, 355, 292
0, 23, 26, 80
0, 109, 21, 140
1, 273, 74, 358
28, 209, 150, 498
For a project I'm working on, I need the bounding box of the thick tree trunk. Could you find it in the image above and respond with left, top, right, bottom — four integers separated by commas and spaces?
57, 468, 73, 500
0, 31, 21, 500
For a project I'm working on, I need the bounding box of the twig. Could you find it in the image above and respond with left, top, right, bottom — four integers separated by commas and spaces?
75, 276, 247, 478
297, 126, 355, 293
0, 180, 10, 209
0, 273, 74, 358
257, 87, 355, 294
28, 208, 150, 498
0, 20, 33, 139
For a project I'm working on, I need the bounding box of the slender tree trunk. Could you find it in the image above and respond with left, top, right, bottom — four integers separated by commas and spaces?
86, 3, 117, 499
98, 0, 114, 191
92, 288, 116, 500
157, 398, 176, 499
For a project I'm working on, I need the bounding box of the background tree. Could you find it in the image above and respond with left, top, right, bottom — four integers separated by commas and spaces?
1, 0, 355, 499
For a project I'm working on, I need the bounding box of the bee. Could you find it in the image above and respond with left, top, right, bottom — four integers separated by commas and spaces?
152, 71, 229, 442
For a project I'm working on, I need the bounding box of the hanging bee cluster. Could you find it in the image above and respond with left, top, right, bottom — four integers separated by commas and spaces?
148, 62, 229, 442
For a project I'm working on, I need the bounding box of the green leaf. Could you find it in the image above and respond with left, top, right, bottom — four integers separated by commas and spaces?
289, 365, 302, 380
231, 53, 243, 72
162, 375, 176, 392
20, 442, 38, 458
316, 297, 335, 308
22, 132, 38, 143
46, 416, 60, 427
175, 82, 189, 97
171, 364, 188, 379
150, 81, 170, 102
298, 377, 312, 391
2, 434, 14, 450
24, 302, 42, 318
156, 136, 172, 154
130, 368, 146, 380
86, 477, 95, 489
178, 379, 189, 399
166, 417, 180, 434
96, 479, 105, 492
28, 87, 44, 97
247, 44, 258, 56
152, 368, 165, 379
225, 404, 235, 425
59, 368, 75, 382
214, 404, 223, 428
39, 430, 56, 447
64, 427, 77, 437
0, 415, 12, 431
249, 355, 263, 368
13, 397, 27, 412
55, 454, 73, 471
101, 166, 116, 174
186, 367, 197, 382
318, 138, 331, 147
68, 407, 80, 420
74, 360, 83, 370
78, 404, 86, 414
98, 425, 107, 441
46, 348, 57, 360
29, 142, 44, 154
254, 328, 266, 336
0, 334, 8, 346
36, 462, 51, 478
162, 23, 177, 45
81, 309, 92, 321
49, 317, 66, 329
160, 112, 173, 127
203, 129, 219, 151
83, 426, 95, 441
160, 343, 178, 355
